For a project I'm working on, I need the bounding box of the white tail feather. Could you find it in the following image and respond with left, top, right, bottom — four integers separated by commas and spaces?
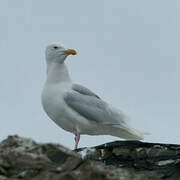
105, 125, 150, 141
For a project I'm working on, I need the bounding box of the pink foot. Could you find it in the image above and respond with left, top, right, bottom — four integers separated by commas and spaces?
74, 133, 80, 149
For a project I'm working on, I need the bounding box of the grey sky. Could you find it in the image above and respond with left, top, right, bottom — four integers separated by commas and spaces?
0, 0, 180, 149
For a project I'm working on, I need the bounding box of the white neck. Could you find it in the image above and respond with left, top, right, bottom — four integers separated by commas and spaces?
46, 62, 71, 84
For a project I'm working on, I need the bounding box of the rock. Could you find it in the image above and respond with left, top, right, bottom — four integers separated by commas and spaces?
0, 135, 180, 180
78, 141, 180, 179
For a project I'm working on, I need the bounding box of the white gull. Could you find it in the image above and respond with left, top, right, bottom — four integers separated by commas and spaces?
41, 43, 148, 149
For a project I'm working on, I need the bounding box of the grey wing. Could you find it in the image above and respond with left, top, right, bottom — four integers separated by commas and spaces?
64, 90, 128, 126
72, 84, 100, 99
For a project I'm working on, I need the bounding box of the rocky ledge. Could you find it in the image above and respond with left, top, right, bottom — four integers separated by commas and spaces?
0, 135, 179, 180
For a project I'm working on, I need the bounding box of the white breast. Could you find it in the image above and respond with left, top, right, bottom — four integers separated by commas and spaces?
41, 83, 76, 132
42, 82, 106, 136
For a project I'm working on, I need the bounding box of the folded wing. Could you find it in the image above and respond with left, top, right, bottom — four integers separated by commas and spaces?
64, 84, 145, 140
65, 84, 129, 126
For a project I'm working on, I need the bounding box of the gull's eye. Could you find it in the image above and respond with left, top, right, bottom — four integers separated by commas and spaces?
53, 46, 59, 49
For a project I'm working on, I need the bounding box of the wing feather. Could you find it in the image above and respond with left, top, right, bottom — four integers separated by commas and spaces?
72, 84, 100, 99
64, 90, 128, 126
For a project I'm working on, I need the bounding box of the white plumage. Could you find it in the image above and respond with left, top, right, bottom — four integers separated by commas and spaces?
41, 43, 148, 149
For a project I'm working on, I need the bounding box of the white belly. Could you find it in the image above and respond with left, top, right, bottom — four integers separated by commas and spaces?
41, 83, 103, 135
42, 84, 74, 132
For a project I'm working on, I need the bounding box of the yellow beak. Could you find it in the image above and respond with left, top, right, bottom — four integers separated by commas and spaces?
64, 49, 77, 55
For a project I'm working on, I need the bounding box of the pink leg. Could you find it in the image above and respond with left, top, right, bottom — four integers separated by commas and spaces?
74, 133, 80, 149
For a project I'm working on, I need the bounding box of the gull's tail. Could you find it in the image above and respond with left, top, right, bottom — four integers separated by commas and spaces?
106, 125, 150, 140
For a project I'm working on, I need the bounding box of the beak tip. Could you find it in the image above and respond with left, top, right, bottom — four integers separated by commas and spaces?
65, 49, 77, 55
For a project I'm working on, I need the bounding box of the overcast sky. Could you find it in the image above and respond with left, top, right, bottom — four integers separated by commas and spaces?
0, 0, 180, 149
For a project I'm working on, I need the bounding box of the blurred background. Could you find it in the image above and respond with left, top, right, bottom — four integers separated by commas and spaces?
0, 0, 180, 149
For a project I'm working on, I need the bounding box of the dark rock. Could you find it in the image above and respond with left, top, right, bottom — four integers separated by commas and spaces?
78, 140, 180, 179
0, 135, 179, 180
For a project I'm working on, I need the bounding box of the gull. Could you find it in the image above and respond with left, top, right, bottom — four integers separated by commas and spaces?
41, 43, 148, 149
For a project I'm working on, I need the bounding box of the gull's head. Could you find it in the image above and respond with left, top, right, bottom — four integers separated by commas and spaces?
45, 43, 77, 64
